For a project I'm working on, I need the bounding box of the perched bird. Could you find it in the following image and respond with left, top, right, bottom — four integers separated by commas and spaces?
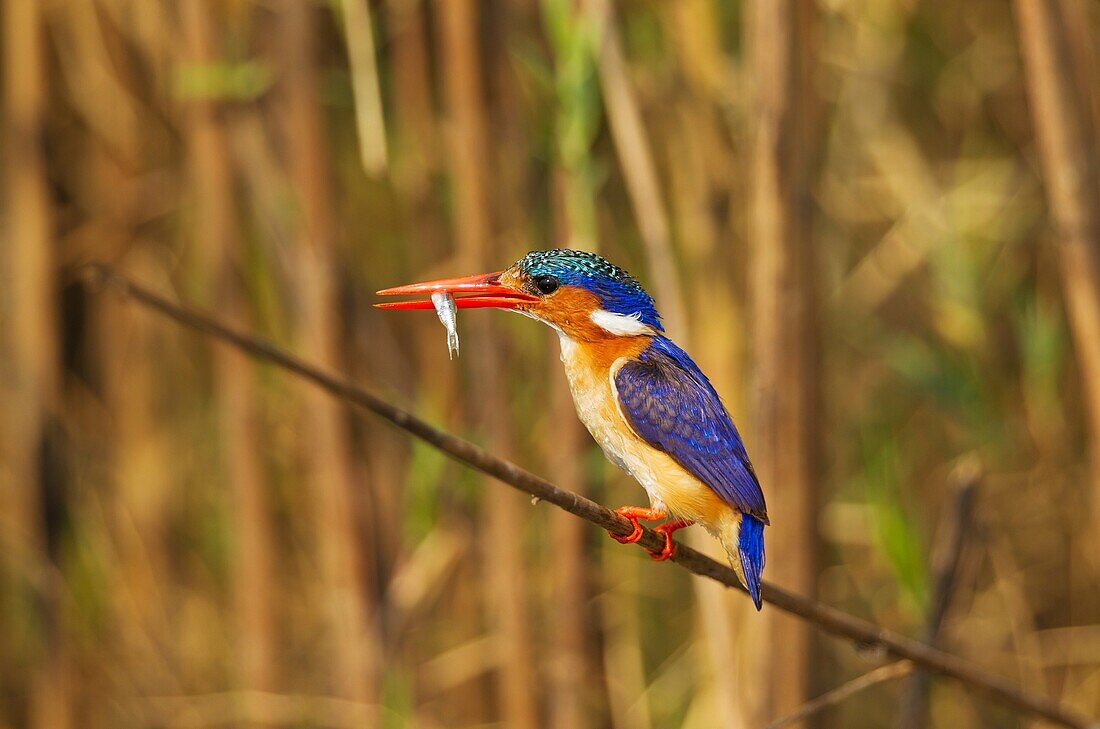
377, 249, 768, 609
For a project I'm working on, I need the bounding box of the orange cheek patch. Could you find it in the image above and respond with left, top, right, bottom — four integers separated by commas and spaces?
524, 286, 652, 369
528, 287, 611, 341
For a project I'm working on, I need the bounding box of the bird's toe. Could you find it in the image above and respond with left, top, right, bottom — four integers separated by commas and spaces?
608, 517, 643, 544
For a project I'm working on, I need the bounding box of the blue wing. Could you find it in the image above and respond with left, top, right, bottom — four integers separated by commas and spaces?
614, 337, 769, 522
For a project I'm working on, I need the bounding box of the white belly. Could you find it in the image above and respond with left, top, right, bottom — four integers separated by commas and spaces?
558, 335, 731, 527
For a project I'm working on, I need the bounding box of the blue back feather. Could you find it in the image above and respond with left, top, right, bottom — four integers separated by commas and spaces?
615, 337, 768, 610
615, 336, 769, 521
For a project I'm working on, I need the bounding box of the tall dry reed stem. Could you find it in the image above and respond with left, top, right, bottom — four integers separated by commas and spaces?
181, 0, 276, 697
279, 0, 380, 711
748, 0, 820, 720
1014, 0, 1100, 555
1, 0, 68, 726
438, 0, 540, 725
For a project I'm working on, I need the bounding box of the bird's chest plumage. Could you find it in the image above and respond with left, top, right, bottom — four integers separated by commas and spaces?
557, 335, 730, 526
559, 337, 634, 472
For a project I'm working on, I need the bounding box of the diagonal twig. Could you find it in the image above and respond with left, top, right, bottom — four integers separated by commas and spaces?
896, 458, 980, 729
765, 660, 915, 729
79, 263, 1099, 729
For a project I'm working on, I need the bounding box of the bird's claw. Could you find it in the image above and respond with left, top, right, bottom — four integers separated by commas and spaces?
609, 520, 643, 544
644, 519, 694, 561
609, 506, 653, 544
608, 507, 691, 560
646, 531, 676, 561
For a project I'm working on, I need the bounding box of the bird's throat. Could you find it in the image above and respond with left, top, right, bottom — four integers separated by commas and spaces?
557, 330, 651, 375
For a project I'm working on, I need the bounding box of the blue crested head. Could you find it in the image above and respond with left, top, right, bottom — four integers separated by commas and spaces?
513, 249, 663, 331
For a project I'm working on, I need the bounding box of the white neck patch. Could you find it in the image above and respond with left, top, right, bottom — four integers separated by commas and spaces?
589, 309, 653, 336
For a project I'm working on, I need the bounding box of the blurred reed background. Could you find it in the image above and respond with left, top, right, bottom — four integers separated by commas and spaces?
2, 0, 1100, 727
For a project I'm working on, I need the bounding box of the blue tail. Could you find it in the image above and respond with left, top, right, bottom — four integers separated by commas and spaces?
738, 514, 766, 610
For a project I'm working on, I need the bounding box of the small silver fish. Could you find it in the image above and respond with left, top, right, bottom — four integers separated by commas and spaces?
431, 291, 460, 359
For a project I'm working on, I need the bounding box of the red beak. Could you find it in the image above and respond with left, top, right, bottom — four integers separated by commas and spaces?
375, 271, 538, 310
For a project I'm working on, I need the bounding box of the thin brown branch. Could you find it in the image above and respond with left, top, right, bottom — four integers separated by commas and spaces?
80, 264, 1100, 729
765, 660, 915, 729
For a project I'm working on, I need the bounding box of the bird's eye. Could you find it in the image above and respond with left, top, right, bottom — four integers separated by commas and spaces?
533, 275, 559, 295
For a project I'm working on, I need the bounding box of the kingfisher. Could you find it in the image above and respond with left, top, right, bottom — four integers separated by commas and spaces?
377, 249, 768, 609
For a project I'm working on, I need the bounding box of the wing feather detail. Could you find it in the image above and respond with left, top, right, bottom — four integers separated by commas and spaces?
614, 337, 768, 522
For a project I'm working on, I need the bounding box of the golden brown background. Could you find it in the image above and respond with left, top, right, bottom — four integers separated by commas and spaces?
3, 0, 1100, 727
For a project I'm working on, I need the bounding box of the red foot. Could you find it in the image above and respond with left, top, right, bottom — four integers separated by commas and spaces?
608, 506, 668, 545
646, 519, 694, 561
